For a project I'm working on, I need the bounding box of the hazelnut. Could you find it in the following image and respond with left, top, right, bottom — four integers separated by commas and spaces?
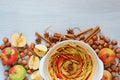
24, 64, 29, 70
30, 43, 35, 49
92, 35, 98, 41
112, 60, 116, 65
27, 51, 32, 56
0, 44, 6, 50
99, 40, 105, 45
103, 42, 109, 48
4, 77, 10, 80
24, 77, 28, 80
92, 44, 97, 50
94, 41, 99, 46
117, 62, 120, 67
24, 55, 29, 60
25, 44, 29, 49
22, 60, 27, 65
110, 65, 116, 71
98, 45, 103, 50
113, 76, 119, 80
5, 42, 11, 47
20, 52, 25, 58
107, 67, 112, 72
109, 44, 113, 49
99, 34, 105, 40
24, 49, 28, 54
115, 48, 120, 53
111, 40, 118, 45
88, 39, 93, 45
116, 54, 120, 59
115, 67, 119, 72
79, 34, 85, 40
35, 37, 41, 44
3, 37, 9, 43
4, 70, 9, 76
111, 72, 116, 77
95, 49, 99, 53
46, 43, 51, 48
104, 37, 110, 43
18, 58, 22, 64
18, 47, 24, 52
27, 69, 32, 74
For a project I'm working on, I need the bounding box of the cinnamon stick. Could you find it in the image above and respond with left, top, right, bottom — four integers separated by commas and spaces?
35, 32, 52, 45
84, 26, 100, 42
76, 28, 93, 37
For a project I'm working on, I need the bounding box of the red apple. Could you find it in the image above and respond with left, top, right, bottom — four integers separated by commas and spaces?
98, 48, 115, 65
0, 47, 18, 65
101, 70, 112, 80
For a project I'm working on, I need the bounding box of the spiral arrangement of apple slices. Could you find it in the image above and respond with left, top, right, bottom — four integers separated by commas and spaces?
48, 43, 95, 80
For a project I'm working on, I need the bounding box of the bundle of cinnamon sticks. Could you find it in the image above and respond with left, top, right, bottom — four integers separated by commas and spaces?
35, 26, 101, 47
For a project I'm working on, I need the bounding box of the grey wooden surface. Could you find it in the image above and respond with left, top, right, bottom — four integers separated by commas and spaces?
0, 0, 120, 79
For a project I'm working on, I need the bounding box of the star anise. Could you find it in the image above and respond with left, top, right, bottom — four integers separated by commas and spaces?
67, 28, 74, 34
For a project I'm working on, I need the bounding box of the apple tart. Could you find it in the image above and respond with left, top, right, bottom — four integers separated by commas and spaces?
47, 42, 96, 80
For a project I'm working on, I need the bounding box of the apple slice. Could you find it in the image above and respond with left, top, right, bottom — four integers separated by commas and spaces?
28, 55, 40, 70
34, 44, 47, 57
31, 70, 43, 80
11, 33, 27, 47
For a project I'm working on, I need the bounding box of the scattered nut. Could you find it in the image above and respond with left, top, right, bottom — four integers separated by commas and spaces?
27, 51, 32, 56
99, 34, 105, 40
4, 70, 9, 76
94, 40, 99, 46
111, 40, 118, 45
24, 77, 28, 80
98, 45, 103, 50
109, 44, 113, 49
113, 76, 119, 80
116, 54, 120, 59
115, 48, 120, 53
110, 65, 116, 71
22, 60, 27, 65
95, 49, 99, 53
24, 64, 29, 70
20, 52, 25, 58
91, 44, 97, 49
99, 40, 105, 45
24, 55, 30, 60
92, 35, 98, 41
104, 37, 110, 43
27, 69, 33, 74
5, 42, 11, 47
18, 58, 22, 64
79, 34, 85, 40
111, 71, 116, 77
88, 39, 93, 45
3, 37, 9, 43
30, 43, 35, 49
35, 37, 41, 44
24, 49, 28, 54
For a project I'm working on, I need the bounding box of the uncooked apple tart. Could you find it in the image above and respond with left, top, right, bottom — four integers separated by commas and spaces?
47, 42, 96, 80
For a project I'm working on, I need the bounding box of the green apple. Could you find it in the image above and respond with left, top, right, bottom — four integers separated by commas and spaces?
9, 65, 26, 80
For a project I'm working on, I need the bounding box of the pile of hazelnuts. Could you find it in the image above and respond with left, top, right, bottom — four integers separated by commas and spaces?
88, 34, 120, 80
0, 37, 36, 80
